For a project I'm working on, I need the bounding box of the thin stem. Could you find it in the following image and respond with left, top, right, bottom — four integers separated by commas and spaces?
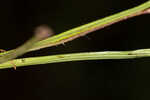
29, 1, 150, 51
0, 1, 150, 69
1, 48, 150, 69
0, 26, 50, 64
1, 1, 150, 56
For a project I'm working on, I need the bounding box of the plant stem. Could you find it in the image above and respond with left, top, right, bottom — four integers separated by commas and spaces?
1, 1, 150, 56
0, 1, 150, 69
0, 28, 50, 64
29, 1, 150, 51
1, 48, 150, 69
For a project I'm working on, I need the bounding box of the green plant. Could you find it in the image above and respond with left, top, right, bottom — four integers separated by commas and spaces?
0, 1, 150, 69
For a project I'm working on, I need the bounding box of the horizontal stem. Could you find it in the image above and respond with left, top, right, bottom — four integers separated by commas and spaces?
1, 48, 150, 69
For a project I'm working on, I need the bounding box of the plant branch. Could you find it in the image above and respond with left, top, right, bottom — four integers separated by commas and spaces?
0, 26, 51, 64
29, 1, 150, 51
1, 48, 150, 69
0, 1, 150, 69
1, 1, 150, 56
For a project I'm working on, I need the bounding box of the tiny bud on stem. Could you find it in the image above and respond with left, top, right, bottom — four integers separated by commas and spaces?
34, 25, 54, 40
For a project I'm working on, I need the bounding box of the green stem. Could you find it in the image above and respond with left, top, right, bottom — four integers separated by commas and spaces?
0, 1, 150, 69
29, 1, 150, 51
1, 1, 150, 55
1, 48, 150, 69
0, 34, 44, 64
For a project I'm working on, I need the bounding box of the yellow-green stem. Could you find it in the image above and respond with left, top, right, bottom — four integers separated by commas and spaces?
1, 48, 150, 69
0, 1, 150, 69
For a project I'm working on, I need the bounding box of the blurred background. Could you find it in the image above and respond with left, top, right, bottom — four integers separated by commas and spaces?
0, 0, 149, 100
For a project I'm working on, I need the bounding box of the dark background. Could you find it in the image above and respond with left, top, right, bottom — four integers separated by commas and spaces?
0, 0, 150, 100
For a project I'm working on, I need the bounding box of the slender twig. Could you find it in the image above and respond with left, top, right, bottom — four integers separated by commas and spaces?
1, 48, 150, 69
0, 25, 51, 64
0, 1, 150, 69
29, 1, 150, 51
1, 1, 150, 55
